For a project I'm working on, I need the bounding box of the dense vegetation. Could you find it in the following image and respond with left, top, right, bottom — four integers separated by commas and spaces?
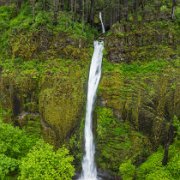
0, 0, 179, 179
0, 110, 75, 179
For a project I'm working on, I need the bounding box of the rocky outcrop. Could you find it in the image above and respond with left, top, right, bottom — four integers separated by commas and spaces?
0, 58, 90, 145
105, 21, 179, 62
95, 59, 180, 174
10, 29, 89, 61
38, 60, 88, 146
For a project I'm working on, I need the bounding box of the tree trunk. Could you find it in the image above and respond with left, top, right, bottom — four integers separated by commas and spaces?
30, 0, 35, 21
53, 0, 59, 25
124, 0, 128, 21
88, 0, 95, 25
171, 0, 176, 20
162, 124, 174, 166
133, 0, 139, 23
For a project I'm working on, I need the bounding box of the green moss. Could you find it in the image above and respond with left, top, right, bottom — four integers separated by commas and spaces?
96, 59, 179, 174
0, 58, 89, 147
96, 107, 151, 174
106, 20, 179, 62
38, 59, 89, 145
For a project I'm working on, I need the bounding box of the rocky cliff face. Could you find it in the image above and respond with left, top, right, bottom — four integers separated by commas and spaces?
0, 58, 90, 146
95, 59, 179, 174
10, 29, 89, 60
105, 20, 179, 63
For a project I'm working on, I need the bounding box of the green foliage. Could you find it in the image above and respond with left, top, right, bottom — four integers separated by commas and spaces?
0, 117, 36, 178
145, 169, 172, 180
173, 116, 180, 139
10, 3, 33, 30
102, 58, 172, 75
0, 122, 36, 159
0, 5, 15, 31
119, 160, 135, 180
34, 11, 51, 28
18, 141, 75, 180
96, 107, 151, 174
175, 6, 180, 22
136, 143, 180, 179
137, 149, 164, 179
167, 147, 180, 179
0, 116, 75, 179
0, 154, 18, 179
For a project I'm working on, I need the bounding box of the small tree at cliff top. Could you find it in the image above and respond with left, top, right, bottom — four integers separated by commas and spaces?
18, 141, 75, 180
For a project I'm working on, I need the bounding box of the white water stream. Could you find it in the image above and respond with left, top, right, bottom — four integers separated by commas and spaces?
79, 12, 105, 180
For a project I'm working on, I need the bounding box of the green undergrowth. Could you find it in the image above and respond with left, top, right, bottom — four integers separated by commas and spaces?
106, 17, 180, 62
0, 57, 90, 146
0, 3, 97, 58
119, 116, 180, 180
96, 58, 179, 174
0, 114, 75, 179
0, 2, 97, 38
102, 58, 179, 75
96, 107, 151, 174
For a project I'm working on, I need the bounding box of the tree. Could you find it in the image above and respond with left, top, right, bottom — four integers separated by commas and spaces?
0, 121, 36, 159
88, 0, 95, 25
18, 141, 75, 180
0, 119, 36, 178
29, 0, 36, 21
119, 160, 135, 180
0, 154, 18, 179
53, 0, 59, 25
171, 0, 176, 19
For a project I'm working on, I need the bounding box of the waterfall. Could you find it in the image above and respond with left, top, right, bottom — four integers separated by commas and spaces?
79, 12, 105, 180
99, 12, 105, 34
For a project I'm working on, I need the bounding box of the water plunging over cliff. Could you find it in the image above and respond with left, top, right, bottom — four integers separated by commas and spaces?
99, 12, 105, 34
79, 12, 105, 180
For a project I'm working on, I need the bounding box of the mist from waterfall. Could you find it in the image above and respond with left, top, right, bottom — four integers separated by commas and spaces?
79, 12, 105, 180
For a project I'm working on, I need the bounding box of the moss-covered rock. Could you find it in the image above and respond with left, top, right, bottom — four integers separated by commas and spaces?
10, 29, 90, 61
98, 59, 179, 148
39, 59, 89, 146
95, 107, 151, 175
0, 58, 90, 144
105, 21, 179, 62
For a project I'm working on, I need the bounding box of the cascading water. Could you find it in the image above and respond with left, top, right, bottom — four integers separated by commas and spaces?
79, 12, 105, 180
99, 12, 105, 34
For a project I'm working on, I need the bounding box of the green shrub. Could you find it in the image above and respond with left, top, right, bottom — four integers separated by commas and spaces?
119, 160, 135, 180
0, 154, 18, 179
18, 141, 75, 180
145, 169, 173, 180
0, 122, 36, 158
137, 149, 164, 179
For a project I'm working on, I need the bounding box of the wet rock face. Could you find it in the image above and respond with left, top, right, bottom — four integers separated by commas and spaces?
37, 60, 89, 146
95, 59, 179, 174
105, 21, 179, 63
0, 58, 89, 146
10, 29, 89, 60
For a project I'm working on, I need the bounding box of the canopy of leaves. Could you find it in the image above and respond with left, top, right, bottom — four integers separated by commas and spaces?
18, 141, 75, 180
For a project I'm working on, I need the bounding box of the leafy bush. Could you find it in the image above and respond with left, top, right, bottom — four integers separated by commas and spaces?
18, 141, 75, 180
145, 169, 172, 180
34, 11, 51, 28
0, 117, 36, 178
0, 122, 36, 159
0, 154, 18, 179
137, 149, 164, 179
0, 5, 15, 31
136, 142, 180, 179
119, 160, 135, 180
